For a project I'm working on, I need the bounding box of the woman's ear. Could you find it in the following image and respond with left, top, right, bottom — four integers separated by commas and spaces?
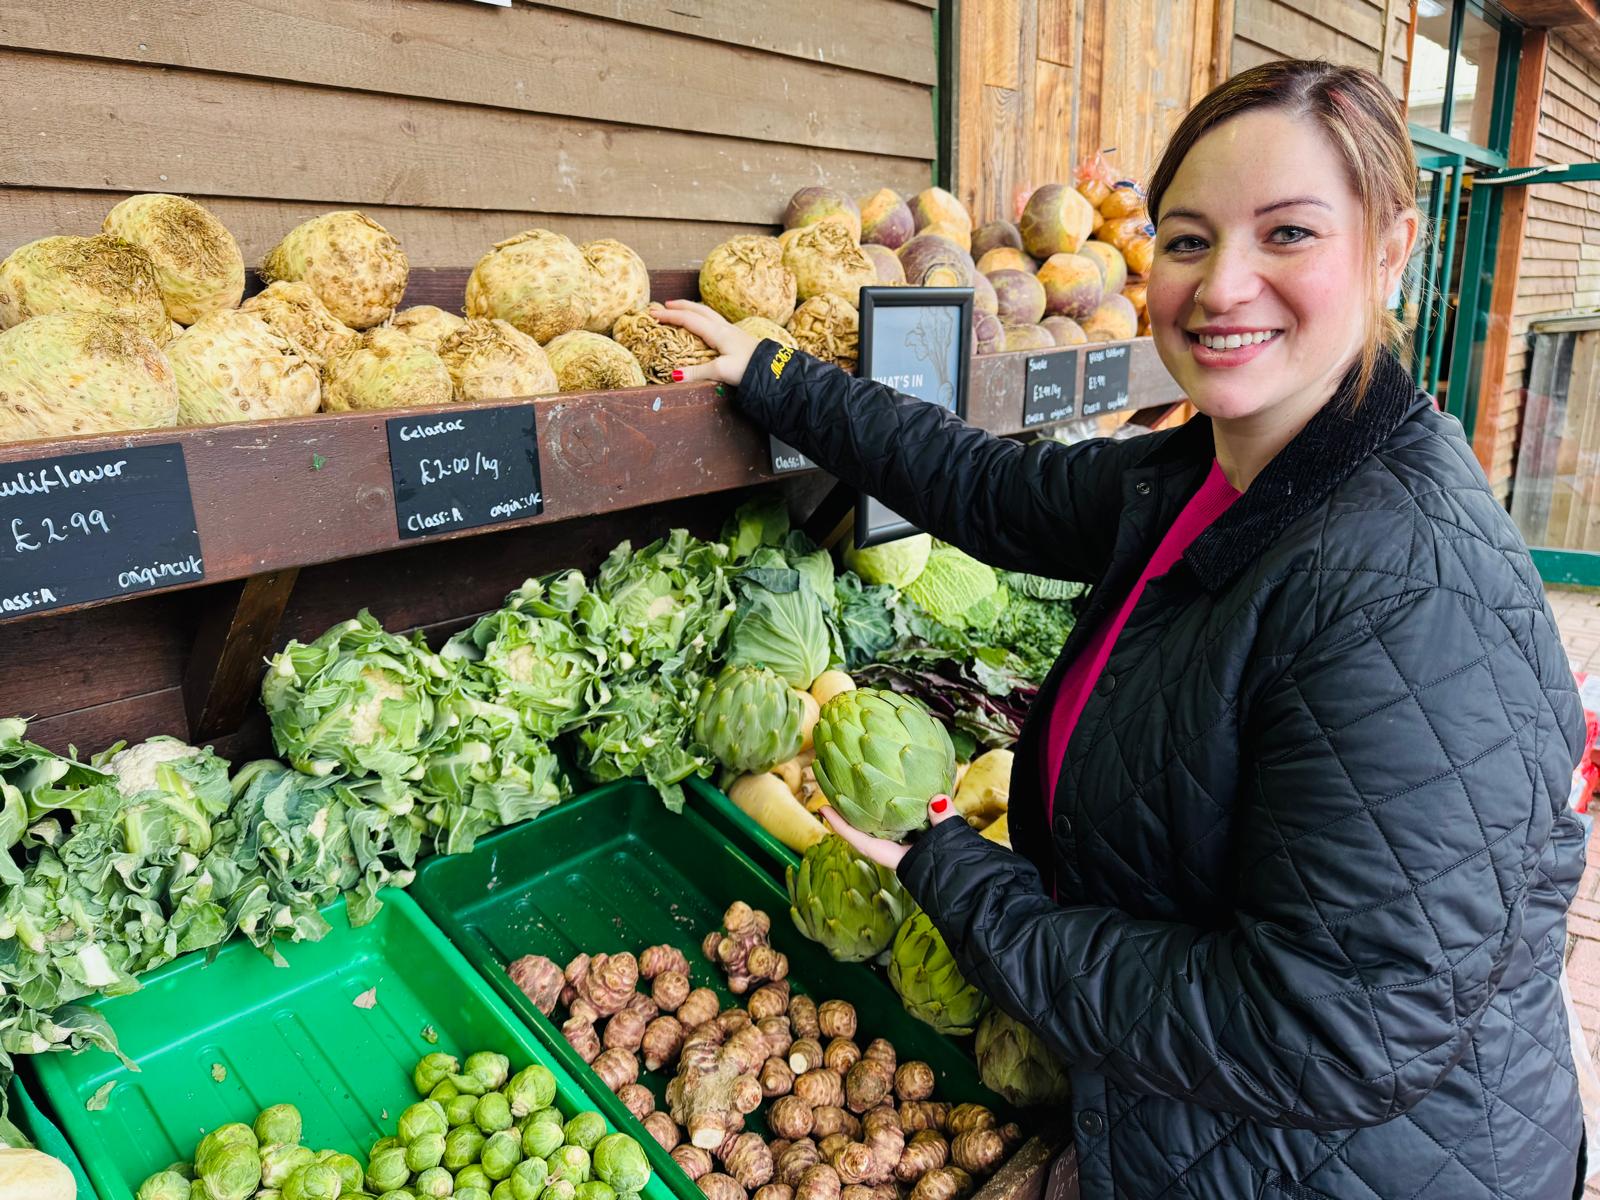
1379, 208, 1421, 298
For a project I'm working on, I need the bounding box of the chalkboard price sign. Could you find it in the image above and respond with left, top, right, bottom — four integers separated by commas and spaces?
1022, 351, 1077, 427
1080, 343, 1132, 416
768, 436, 815, 474
854, 286, 974, 548
386, 405, 543, 540
0, 442, 203, 618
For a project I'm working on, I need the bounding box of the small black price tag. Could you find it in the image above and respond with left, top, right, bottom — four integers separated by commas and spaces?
0, 443, 203, 617
768, 436, 815, 474
1022, 352, 1077, 427
386, 405, 543, 540
1080, 343, 1132, 416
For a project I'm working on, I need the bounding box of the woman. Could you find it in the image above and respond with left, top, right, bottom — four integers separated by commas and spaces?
659, 60, 1588, 1200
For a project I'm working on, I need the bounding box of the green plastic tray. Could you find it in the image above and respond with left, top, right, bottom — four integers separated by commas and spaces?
409, 781, 1011, 1200
6, 1072, 99, 1199
29, 890, 679, 1200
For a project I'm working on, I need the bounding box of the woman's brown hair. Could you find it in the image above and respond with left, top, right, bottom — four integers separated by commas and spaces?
1146, 59, 1418, 399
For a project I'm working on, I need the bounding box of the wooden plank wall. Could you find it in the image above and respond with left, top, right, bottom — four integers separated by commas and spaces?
953, 0, 1233, 231
0, 0, 937, 268
1487, 32, 1600, 499
1231, 0, 1411, 93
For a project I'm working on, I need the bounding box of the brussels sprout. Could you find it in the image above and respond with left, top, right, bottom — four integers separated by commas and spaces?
504, 1066, 557, 1119
414, 1053, 461, 1094
197, 1123, 260, 1164
475, 1093, 513, 1134
400, 1101, 451, 1145
317, 1151, 365, 1195
463, 1052, 512, 1092
283, 1163, 343, 1200
262, 1145, 317, 1188
190, 1181, 207, 1200
456, 1189, 492, 1200
256, 1104, 304, 1147
167, 1162, 198, 1182
407, 1133, 446, 1173
443, 1126, 487, 1171
483, 1130, 524, 1181
574, 1183, 616, 1200
519, 1120, 564, 1160
414, 1167, 454, 1199
591, 1136, 649, 1195
370, 1139, 399, 1158
259, 1192, 283, 1200
138, 1169, 193, 1200
510, 1156, 550, 1200
492, 1184, 517, 1200
197, 1142, 263, 1200
545, 1145, 590, 1186
430, 1079, 461, 1103
540, 1181, 576, 1200
445, 1095, 480, 1127
379, 1192, 418, 1200
366, 1146, 411, 1194
449, 1073, 488, 1098
561, 1114, 605, 1153
455, 1167, 491, 1192
525, 1107, 564, 1128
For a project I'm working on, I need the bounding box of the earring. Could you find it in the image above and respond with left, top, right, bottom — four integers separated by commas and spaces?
1193, 283, 1205, 307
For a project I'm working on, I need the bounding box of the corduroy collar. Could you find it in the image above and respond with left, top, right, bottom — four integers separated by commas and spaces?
1139, 350, 1428, 592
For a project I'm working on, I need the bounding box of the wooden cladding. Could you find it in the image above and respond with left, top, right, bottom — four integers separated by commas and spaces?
953, 0, 1235, 231
0, 0, 938, 265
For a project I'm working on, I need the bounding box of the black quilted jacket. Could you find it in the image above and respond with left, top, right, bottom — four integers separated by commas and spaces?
736, 342, 1588, 1200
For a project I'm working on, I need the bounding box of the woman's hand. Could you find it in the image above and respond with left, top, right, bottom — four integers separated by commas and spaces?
650, 300, 760, 387
821, 794, 960, 871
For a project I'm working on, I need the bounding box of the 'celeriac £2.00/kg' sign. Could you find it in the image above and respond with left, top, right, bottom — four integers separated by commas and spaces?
386, 405, 544, 539
0, 443, 203, 617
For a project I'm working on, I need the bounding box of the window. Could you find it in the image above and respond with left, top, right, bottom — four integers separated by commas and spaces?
1408, 1, 1507, 151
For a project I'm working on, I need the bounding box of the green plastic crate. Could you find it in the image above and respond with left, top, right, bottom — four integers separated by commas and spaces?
409, 780, 1011, 1200
28, 890, 678, 1200
6, 1072, 99, 1200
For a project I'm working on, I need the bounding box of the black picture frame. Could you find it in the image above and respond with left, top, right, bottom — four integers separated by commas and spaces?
853, 286, 974, 548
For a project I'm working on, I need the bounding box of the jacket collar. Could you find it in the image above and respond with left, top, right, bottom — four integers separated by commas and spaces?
1139, 350, 1428, 592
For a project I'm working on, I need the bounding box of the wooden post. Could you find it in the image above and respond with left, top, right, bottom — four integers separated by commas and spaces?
183, 569, 300, 743
1472, 29, 1549, 477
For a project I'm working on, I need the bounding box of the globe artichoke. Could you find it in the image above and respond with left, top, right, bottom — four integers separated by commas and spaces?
974, 1010, 1071, 1107
694, 665, 805, 773
888, 912, 989, 1034
812, 689, 956, 838
788, 834, 914, 962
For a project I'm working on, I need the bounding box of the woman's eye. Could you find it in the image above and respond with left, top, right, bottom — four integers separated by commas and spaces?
1268, 226, 1315, 245
1163, 235, 1206, 254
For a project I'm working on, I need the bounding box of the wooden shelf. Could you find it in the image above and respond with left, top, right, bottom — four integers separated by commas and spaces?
0, 332, 1178, 624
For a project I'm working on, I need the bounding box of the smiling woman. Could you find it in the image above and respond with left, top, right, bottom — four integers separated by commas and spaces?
654, 58, 1589, 1200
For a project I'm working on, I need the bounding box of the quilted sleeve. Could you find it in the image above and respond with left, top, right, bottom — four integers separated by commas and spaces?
899, 583, 1585, 1129
735, 340, 1128, 580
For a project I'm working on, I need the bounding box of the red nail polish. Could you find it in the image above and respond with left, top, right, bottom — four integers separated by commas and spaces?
931, 797, 950, 814
671, 369, 684, 382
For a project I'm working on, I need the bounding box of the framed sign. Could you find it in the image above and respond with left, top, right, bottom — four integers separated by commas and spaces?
385, 404, 543, 540
854, 286, 973, 548
0, 443, 203, 617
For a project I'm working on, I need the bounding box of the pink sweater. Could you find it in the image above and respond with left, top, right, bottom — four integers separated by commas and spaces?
1043, 461, 1241, 815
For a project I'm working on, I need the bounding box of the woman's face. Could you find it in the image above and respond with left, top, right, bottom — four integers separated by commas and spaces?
1147, 108, 1374, 423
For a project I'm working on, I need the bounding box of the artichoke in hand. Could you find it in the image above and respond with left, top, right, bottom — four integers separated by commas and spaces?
812, 688, 956, 838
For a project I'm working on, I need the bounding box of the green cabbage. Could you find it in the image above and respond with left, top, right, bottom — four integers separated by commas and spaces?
902, 543, 998, 628
443, 610, 604, 740
844, 533, 932, 590
726, 548, 832, 689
